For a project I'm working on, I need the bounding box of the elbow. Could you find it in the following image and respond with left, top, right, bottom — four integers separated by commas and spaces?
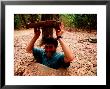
68, 51, 74, 62
26, 48, 32, 53
68, 55, 74, 61
65, 56, 74, 63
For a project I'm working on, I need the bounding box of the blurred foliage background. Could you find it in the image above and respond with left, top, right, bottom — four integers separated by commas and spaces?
14, 14, 97, 30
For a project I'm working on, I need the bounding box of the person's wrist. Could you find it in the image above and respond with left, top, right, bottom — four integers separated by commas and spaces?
57, 36, 62, 40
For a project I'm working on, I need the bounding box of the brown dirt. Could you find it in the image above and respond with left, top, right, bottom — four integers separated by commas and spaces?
14, 28, 97, 76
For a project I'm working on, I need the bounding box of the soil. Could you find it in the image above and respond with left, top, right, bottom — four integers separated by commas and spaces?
14, 28, 97, 76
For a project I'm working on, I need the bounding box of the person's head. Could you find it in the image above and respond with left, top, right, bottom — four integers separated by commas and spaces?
43, 37, 58, 58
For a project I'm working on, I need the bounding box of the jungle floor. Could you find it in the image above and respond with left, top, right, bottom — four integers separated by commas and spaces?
14, 28, 97, 76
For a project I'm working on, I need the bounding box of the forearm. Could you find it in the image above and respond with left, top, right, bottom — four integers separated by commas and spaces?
58, 38, 74, 62
26, 35, 39, 53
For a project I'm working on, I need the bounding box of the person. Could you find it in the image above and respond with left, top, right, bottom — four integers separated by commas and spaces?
26, 23, 74, 69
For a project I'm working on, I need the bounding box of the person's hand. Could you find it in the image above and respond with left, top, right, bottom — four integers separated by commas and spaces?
34, 28, 41, 38
56, 22, 65, 36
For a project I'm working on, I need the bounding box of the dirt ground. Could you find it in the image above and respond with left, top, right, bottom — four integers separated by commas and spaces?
14, 28, 97, 76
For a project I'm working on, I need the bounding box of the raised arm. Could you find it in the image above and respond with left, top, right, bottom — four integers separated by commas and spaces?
26, 28, 41, 53
56, 23, 74, 63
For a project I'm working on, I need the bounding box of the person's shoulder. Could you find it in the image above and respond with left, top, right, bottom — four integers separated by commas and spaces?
57, 52, 64, 55
53, 52, 64, 59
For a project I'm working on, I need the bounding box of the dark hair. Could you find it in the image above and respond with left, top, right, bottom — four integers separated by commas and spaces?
43, 37, 58, 48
